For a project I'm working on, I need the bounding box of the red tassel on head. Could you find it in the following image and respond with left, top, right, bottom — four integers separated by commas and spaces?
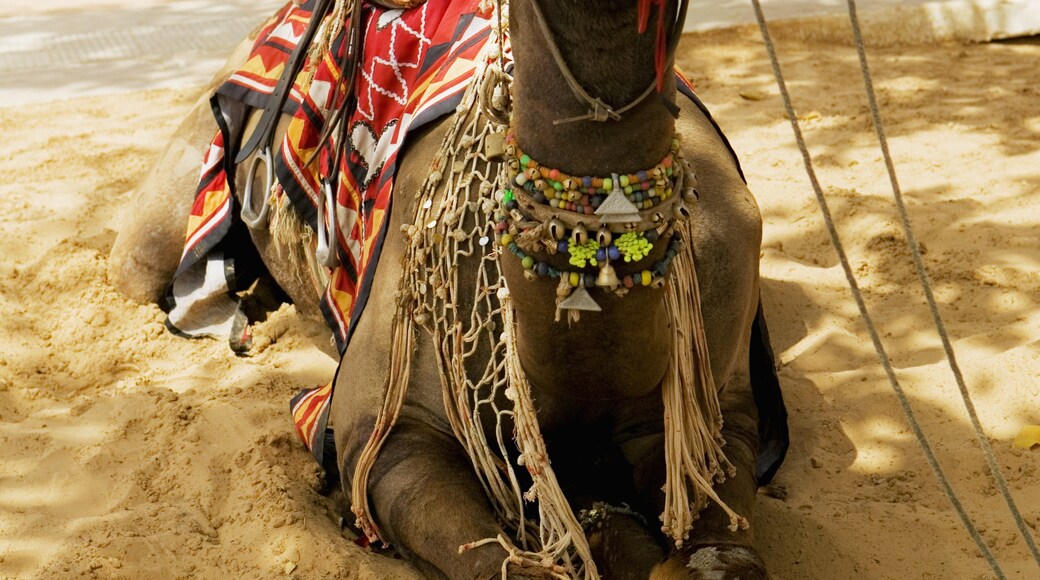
655, 0, 667, 91
637, 0, 652, 33
637, 0, 670, 92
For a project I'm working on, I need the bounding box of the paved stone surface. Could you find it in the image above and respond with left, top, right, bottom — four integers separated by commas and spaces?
0, 1, 281, 105
0, 0, 1038, 106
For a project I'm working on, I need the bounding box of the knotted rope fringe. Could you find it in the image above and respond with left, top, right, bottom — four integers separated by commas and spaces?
305, 0, 351, 81
498, 287, 597, 578
350, 33, 598, 574
269, 194, 330, 296
661, 222, 746, 545
349, 278, 416, 542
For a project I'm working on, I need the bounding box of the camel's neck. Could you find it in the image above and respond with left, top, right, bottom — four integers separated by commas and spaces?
502, 0, 681, 401
509, 0, 678, 174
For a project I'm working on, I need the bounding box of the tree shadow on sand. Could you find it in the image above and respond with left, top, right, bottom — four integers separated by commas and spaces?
675, 26, 1040, 580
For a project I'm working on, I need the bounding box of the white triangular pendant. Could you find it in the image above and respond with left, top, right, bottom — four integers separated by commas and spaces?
558, 285, 602, 312
595, 188, 641, 217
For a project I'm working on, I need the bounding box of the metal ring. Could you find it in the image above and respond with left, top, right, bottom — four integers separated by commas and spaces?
241, 147, 273, 230
316, 180, 339, 268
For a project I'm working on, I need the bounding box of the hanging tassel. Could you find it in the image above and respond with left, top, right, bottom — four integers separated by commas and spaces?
499, 288, 599, 578
659, 220, 747, 546
655, 0, 667, 92
637, 0, 652, 33
637, 0, 670, 93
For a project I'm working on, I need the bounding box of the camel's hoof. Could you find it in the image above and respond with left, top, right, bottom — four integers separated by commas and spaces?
651, 544, 768, 580
686, 545, 767, 580
499, 565, 562, 580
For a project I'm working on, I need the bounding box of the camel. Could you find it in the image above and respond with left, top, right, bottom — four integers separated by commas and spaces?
110, 0, 787, 577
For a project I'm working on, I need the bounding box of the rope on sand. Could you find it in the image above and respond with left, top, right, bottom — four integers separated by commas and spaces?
748, 0, 1012, 576
844, 0, 1040, 569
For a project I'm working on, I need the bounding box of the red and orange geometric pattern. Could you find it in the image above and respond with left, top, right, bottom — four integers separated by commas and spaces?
173, 0, 497, 464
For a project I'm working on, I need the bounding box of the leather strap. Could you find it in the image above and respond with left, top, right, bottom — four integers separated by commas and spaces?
307, 0, 364, 169
236, 0, 336, 164
526, 0, 690, 125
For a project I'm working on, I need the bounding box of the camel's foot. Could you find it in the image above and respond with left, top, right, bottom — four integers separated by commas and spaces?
487, 563, 568, 580
583, 503, 663, 579
651, 544, 767, 580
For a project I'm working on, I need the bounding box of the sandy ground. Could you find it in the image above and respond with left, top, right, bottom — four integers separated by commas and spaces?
2, 19, 1040, 580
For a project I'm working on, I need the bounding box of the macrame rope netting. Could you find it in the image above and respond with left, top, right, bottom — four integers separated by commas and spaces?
349, 30, 600, 575
346, 2, 742, 576
750, 0, 1040, 576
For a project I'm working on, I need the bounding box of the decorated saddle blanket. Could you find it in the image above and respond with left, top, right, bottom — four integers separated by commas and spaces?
167, 0, 787, 479
167, 0, 500, 462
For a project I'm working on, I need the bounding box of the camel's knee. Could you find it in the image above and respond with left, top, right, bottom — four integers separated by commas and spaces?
341, 419, 507, 580
718, 377, 762, 459
108, 239, 176, 305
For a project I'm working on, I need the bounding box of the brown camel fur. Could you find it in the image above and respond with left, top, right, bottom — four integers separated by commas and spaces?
110, 1, 776, 578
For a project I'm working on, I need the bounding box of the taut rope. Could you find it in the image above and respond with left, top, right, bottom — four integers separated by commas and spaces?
750, 0, 1040, 576
843, 0, 1040, 570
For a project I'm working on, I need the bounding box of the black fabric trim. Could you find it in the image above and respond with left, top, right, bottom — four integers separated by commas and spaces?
163, 317, 193, 338
274, 153, 320, 227
409, 93, 465, 140
439, 27, 490, 73
172, 94, 237, 278
173, 216, 232, 280
750, 300, 789, 485
320, 292, 348, 353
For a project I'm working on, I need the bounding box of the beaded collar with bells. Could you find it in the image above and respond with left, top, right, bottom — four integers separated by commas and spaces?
493, 131, 700, 320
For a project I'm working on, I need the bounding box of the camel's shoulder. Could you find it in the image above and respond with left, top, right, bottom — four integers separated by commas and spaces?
678, 101, 760, 234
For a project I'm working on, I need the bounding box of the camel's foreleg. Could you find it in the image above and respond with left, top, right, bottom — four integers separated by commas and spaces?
650, 372, 767, 579
344, 418, 523, 580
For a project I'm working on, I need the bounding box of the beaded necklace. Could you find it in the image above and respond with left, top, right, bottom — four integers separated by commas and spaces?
507, 134, 680, 215
494, 131, 699, 314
